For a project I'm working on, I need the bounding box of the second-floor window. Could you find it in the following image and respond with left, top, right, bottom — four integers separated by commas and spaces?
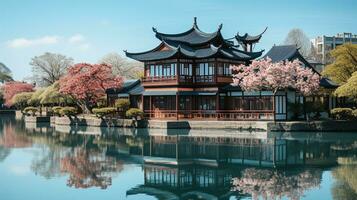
180, 63, 192, 76
149, 63, 176, 77
197, 63, 214, 76
217, 63, 232, 76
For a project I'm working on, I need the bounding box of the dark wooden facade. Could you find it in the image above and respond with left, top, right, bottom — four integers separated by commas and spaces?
124, 18, 276, 120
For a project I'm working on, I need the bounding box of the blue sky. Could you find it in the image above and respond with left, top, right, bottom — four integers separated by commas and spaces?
1, 0, 357, 80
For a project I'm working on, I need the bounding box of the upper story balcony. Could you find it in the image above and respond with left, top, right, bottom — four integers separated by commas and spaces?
142, 61, 236, 87
142, 75, 233, 87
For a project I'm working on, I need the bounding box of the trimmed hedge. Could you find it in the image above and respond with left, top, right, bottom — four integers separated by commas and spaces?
52, 106, 63, 116
60, 107, 78, 117
115, 99, 130, 111
126, 108, 144, 119
331, 108, 353, 120
92, 107, 116, 118
23, 106, 39, 116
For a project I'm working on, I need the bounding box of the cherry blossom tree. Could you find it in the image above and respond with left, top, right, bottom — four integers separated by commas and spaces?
60, 149, 123, 189
2, 81, 34, 107
231, 58, 320, 96
59, 63, 123, 113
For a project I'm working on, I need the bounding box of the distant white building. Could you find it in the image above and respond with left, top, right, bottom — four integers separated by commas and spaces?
311, 32, 357, 64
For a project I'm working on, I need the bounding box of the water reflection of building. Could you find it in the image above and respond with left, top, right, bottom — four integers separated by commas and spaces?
127, 163, 323, 200
126, 132, 356, 199
127, 164, 244, 200
133, 135, 340, 168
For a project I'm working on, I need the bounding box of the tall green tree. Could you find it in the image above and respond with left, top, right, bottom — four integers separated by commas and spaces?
322, 44, 357, 85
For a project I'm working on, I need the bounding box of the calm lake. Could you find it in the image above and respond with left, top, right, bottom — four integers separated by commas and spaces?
0, 115, 356, 200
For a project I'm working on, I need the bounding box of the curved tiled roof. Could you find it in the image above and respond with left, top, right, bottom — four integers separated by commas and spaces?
126, 41, 263, 62
153, 18, 223, 46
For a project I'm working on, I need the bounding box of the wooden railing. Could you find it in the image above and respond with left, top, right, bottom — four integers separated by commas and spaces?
178, 75, 193, 83
144, 110, 274, 121
142, 75, 232, 85
195, 75, 214, 83
142, 76, 177, 83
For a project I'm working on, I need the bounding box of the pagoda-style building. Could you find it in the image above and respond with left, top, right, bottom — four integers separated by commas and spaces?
125, 18, 279, 120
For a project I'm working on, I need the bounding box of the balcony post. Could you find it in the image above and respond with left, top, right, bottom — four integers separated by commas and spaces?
216, 92, 219, 120
177, 59, 180, 84
149, 96, 152, 118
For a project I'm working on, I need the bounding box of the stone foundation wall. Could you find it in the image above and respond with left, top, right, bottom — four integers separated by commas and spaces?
268, 121, 357, 132
31, 115, 357, 132
53, 116, 144, 128
147, 120, 268, 131
24, 116, 51, 123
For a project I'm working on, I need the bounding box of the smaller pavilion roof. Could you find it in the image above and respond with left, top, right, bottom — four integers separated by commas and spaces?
236, 27, 267, 44
320, 77, 339, 89
262, 45, 300, 62
106, 79, 144, 95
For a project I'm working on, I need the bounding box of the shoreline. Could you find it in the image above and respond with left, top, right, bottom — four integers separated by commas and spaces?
18, 114, 357, 132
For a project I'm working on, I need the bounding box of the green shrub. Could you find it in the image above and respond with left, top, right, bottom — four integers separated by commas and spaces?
60, 107, 78, 117
331, 108, 353, 120
52, 106, 63, 116
115, 99, 130, 111
12, 92, 34, 110
92, 107, 116, 118
126, 108, 144, 119
352, 109, 357, 119
23, 106, 39, 116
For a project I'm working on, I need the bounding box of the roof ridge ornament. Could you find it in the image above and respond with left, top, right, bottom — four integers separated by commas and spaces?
218, 23, 223, 32
152, 27, 157, 33
193, 17, 197, 27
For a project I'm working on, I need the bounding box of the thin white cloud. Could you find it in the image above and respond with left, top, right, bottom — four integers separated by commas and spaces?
78, 43, 91, 51
6, 34, 91, 52
7, 36, 59, 48
69, 34, 85, 44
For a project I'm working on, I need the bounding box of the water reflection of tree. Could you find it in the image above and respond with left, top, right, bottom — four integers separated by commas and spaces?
0, 146, 11, 162
30, 145, 67, 178
331, 164, 357, 200
60, 149, 124, 189
232, 168, 322, 200
0, 123, 32, 148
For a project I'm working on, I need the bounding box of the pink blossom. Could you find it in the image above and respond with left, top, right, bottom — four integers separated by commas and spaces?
231, 58, 320, 95
59, 63, 123, 110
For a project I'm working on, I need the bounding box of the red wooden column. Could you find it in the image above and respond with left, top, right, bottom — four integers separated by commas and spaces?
176, 92, 179, 120
216, 92, 219, 120
177, 59, 180, 84
149, 96, 152, 119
